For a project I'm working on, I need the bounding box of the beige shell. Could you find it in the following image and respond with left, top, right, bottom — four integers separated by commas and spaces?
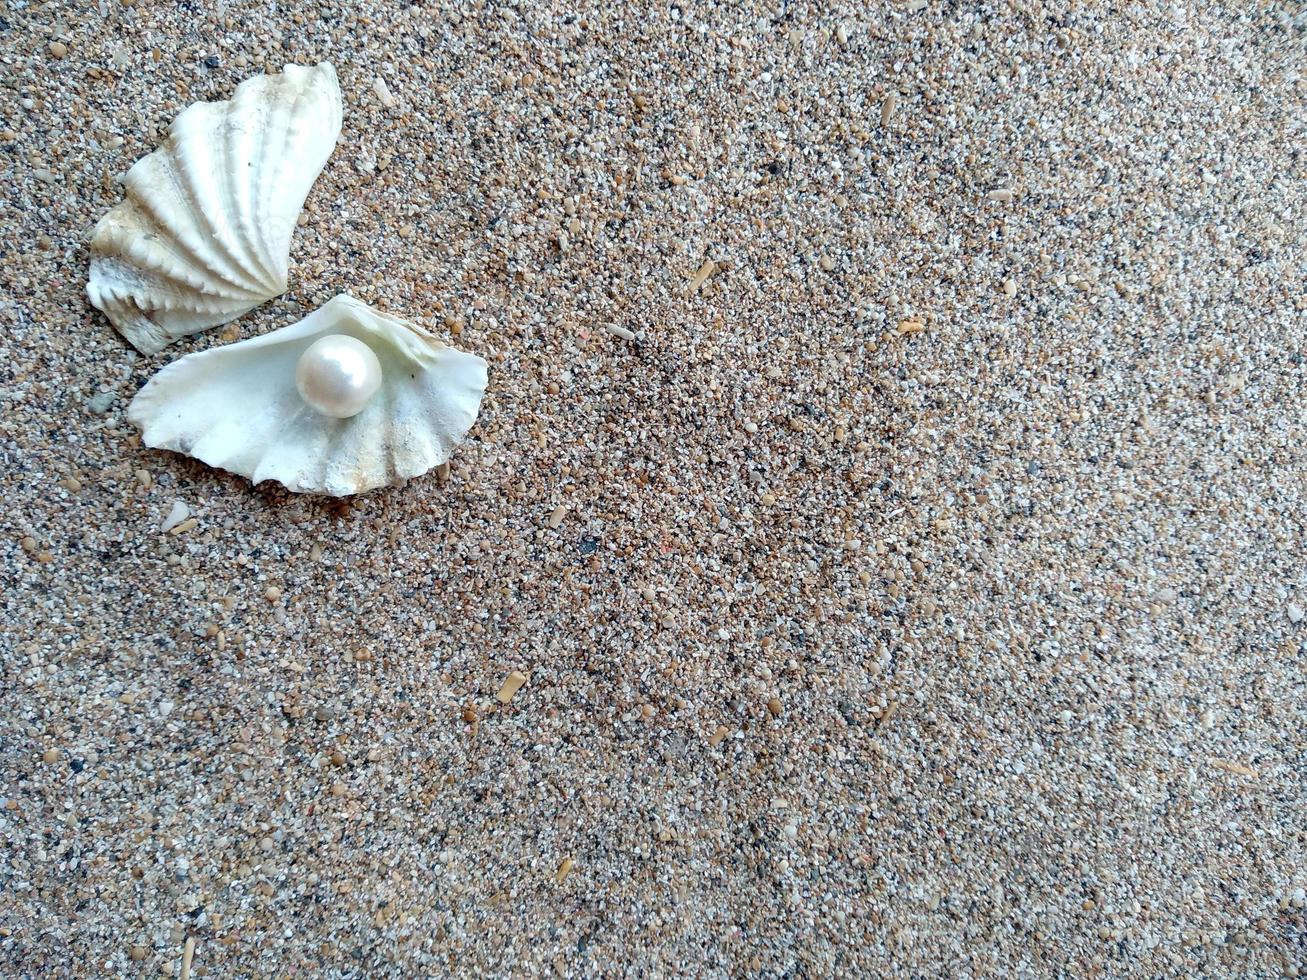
87, 63, 342, 354
127, 295, 488, 495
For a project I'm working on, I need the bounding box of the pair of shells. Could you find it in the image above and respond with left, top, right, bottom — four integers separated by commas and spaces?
89, 64, 486, 495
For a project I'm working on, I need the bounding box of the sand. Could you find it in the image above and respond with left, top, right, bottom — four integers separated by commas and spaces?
3, 1, 1305, 976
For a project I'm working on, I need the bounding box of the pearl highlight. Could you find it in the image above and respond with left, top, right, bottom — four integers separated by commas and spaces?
295, 334, 383, 418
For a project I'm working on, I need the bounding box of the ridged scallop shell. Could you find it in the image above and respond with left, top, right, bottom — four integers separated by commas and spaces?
87, 63, 343, 354
128, 295, 489, 495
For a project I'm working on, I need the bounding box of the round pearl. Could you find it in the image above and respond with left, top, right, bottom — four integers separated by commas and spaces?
295, 334, 383, 419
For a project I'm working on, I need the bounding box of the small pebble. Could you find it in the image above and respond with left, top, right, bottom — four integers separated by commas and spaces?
160, 501, 190, 534
85, 391, 115, 414
372, 76, 397, 108
880, 91, 897, 126
496, 670, 528, 703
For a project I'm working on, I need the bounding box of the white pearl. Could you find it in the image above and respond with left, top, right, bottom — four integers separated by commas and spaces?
295, 334, 382, 419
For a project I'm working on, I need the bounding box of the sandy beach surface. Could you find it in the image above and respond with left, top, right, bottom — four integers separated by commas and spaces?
2, 1, 1305, 976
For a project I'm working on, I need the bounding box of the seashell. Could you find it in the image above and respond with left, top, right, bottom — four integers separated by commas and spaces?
128, 295, 488, 495
87, 63, 343, 354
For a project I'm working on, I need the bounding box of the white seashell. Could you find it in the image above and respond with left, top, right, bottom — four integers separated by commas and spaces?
87, 63, 343, 354
128, 295, 488, 496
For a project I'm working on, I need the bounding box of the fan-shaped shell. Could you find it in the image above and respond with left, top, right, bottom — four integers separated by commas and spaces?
127, 295, 489, 495
87, 63, 343, 354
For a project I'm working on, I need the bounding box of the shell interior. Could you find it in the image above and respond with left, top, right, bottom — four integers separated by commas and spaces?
128, 295, 489, 496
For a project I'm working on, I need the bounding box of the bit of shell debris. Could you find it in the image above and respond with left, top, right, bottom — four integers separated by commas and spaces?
880, 92, 898, 126
1208, 758, 1259, 778
372, 76, 397, 108
687, 258, 717, 293
496, 671, 528, 704
159, 500, 190, 533
555, 858, 574, 883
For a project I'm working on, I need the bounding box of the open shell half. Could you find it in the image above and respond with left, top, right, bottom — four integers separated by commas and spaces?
88, 63, 343, 354
128, 295, 488, 495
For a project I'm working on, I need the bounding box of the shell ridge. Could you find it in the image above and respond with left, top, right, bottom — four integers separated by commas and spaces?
224, 83, 277, 296
238, 74, 288, 290
251, 83, 301, 284
89, 257, 254, 323
249, 65, 341, 289
119, 152, 270, 297
92, 210, 266, 304
167, 106, 278, 296
312, 398, 377, 496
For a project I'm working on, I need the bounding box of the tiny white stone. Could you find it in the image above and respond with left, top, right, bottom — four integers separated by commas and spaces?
372, 76, 398, 108
295, 334, 383, 419
1287, 603, 1304, 624
160, 500, 190, 533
